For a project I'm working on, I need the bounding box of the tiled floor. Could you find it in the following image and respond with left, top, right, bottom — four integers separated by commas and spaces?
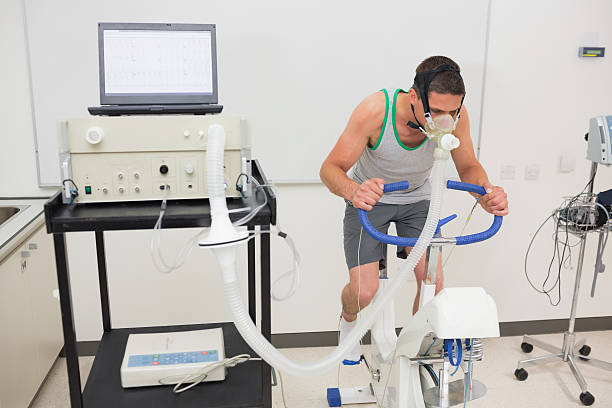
32, 331, 612, 407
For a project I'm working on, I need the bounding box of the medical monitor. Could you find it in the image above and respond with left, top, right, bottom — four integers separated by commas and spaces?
98, 23, 218, 105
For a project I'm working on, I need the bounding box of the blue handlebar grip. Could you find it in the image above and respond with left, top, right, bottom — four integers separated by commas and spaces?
359, 179, 504, 246
358, 209, 418, 246
436, 214, 457, 235
446, 180, 486, 196
383, 181, 410, 193
446, 180, 503, 244
456, 215, 503, 245
359, 210, 502, 247
359, 210, 455, 247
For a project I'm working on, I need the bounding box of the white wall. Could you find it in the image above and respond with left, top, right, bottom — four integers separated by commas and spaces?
0, 0, 53, 198
24, 0, 489, 185
1, 0, 611, 342
472, 0, 612, 322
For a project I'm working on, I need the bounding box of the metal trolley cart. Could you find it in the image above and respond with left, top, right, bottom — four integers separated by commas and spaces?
44, 160, 275, 408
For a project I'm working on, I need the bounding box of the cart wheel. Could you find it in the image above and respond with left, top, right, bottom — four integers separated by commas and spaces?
579, 345, 592, 361
514, 368, 528, 381
521, 342, 534, 353
579, 391, 595, 406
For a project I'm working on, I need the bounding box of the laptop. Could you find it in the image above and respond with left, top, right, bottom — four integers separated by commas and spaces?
88, 23, 223, 116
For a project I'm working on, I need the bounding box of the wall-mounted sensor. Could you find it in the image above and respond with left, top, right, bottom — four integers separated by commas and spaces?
579, 47, 605, 58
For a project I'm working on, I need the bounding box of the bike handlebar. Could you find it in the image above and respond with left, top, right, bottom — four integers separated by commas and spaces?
358, 180, 503, 246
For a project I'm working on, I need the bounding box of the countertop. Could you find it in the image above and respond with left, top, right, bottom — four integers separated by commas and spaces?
0, 197, 50, 262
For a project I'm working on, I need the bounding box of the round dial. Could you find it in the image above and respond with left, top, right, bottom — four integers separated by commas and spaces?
85, 127, 104, 144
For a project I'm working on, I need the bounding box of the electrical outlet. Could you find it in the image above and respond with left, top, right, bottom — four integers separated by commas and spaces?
524, 164, 540, 181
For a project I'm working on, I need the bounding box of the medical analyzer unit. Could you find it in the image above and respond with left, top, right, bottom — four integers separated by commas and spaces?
120, 328, 226, 388
57, 115, 251, 204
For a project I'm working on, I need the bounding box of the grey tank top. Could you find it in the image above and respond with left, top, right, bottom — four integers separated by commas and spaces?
350, 88, 434, 204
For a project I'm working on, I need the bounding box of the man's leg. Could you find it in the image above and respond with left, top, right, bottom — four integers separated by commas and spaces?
340, 201, 391, 362
342, 202, 392, 321
341, 261, 381, 322
393, 199, 444, 315
407, 247, 443, 315
339, 261, 381, 363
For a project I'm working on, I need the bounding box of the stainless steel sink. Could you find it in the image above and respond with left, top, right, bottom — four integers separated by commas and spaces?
0, 206, 27, 226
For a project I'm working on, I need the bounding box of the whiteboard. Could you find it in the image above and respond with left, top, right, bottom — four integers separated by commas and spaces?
25, 0, 490, 185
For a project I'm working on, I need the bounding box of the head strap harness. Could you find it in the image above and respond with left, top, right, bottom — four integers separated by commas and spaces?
407, 64, 465, 131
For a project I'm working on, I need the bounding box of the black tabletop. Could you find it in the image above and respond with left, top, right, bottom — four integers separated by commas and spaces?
44, 160, 276, 233
82, 323, 264, 408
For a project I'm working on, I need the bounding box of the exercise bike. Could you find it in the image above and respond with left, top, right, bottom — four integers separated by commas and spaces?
328, 180, 503, 408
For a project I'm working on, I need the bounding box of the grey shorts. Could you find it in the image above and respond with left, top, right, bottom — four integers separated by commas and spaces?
343, 200, 430, 270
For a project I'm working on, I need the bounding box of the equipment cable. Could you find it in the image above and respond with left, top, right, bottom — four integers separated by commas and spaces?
158, 354, 261, 394
524, 166, 610, 306
442, 198, 478, 268
149, 176, 302, 302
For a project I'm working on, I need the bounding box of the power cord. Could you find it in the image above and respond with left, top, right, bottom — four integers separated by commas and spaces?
235, 172, 250, 199
277, 370, 290, 408
157, 354, 260, 394
524, 168, 610, 306
225, 175, 303, 301
268, 223, 302, 301
149, 177, 303, 301
62, 178, 79, 204
524, 213, 564, 305
150, 180, 263, 272
523, 177, 589, 305
337, 227, 366, 390
442, 198, 479, 268
379, 349, 397, 408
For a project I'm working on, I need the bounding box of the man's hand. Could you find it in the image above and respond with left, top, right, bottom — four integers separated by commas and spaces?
479, 182, 508, 216
351, 178, 385, 211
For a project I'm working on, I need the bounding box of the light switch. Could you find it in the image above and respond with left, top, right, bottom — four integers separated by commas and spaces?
559, 154, 576, 173
500, 164, 516, 180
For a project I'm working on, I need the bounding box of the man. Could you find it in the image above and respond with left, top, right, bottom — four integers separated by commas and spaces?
319, 56, 509, 363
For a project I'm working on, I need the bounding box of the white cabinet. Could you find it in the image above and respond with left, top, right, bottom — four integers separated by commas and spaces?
24, 226, 63, 382
0, 239, 40, 408
0, 223, 63, 408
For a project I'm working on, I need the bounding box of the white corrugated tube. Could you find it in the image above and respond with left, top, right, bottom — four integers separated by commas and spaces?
205, 124, 447, 378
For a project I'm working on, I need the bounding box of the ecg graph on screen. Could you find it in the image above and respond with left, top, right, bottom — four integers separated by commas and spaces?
104, 31, 213, 94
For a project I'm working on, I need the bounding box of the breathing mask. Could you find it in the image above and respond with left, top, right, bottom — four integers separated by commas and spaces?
406, 64, 465, 150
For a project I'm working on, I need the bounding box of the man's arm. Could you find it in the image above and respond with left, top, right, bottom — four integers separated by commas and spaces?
451, 107, 509, 216
320, 92, 386, 210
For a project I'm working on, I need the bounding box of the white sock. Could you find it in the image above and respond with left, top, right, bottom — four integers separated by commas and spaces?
339, 316, 361, 363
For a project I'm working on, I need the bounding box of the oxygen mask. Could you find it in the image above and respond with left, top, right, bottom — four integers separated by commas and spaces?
424, 114, 460, 151
425, 114, 454, 136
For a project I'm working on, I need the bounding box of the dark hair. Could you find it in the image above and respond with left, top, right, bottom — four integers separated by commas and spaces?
413, 56, 465, 98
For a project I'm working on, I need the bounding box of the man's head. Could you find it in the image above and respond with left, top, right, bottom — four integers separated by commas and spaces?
408, 56, 465, 127
413, 56, 465, 99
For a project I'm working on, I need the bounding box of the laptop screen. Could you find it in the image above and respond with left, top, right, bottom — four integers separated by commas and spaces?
98, 23, 218, 105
